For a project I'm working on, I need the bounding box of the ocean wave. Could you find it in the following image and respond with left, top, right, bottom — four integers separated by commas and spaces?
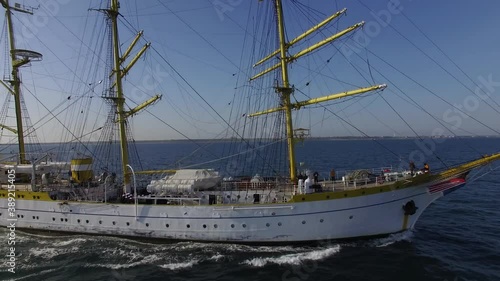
208, 254, 225, 261
158, 259, 199, 270
369, 231, 413, 248
28, 246, 80, 260
86, 254, 161, 269
11, 268, 58, 281
51, 237, 88, 247
147, 241, 305, 256
225, 244, 305, 254
242, 245, 341, 267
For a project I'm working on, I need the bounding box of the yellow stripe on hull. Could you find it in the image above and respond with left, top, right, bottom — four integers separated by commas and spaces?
0, 190, 53, 201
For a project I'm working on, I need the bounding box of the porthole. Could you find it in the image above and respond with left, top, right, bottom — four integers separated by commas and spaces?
320, 219, 324, 223
77, 219, 81, 223
344, 194, 348, 197
230, 224, 234, 228
166, 224, 169, 228
112, 221, 116, 225
278, 222, 282, 226
266, 223, 270, 227
214, 224, 218, 228
203, 224, 207, 228
36, 216, 39, 219
242, 224, 246, 228
21, 215, 24, 218
37, 196, 40, 199
146, 223, 149, 227
326, 195, 330, 199
126, 222, 130, 226
99, 220, 102, 224
32, 216, 36, 219
65, 218, 68, 222
349, 216, 353, 219
302, 221, 306, 224
86, 220, 90, 224
32, 196, 36, 199
186, 224, 190, 228
60, 218, 64, 222
301, 197, 305, 201
271, 212, 276, 216
52, 217, 55, 221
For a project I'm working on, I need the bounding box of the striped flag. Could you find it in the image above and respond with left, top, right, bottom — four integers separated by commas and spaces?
428, 178, 466, 194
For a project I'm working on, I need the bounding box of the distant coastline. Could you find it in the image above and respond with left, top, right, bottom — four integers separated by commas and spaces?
132, 135, 500, 143
1, 135, 498, 146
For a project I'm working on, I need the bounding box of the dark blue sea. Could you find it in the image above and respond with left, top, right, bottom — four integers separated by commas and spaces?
1, 138, 499, 281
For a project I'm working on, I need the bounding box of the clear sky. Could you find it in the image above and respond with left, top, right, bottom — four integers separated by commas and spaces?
1, 0, 500, 143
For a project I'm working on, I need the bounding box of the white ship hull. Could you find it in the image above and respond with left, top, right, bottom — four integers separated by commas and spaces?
0, 184, 450, 242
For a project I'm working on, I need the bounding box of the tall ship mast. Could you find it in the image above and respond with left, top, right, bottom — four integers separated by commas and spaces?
250, 0, 386, 182
87, 0, 159, 194
0, 0, 42, 164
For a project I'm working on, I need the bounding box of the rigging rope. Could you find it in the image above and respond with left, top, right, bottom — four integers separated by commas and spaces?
356, 0, 500, 115
118, 15, 284, 178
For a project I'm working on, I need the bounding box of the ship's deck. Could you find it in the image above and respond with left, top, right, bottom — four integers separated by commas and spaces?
1, 169, 415, 206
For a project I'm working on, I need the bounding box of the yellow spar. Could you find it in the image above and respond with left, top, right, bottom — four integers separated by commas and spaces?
250, 21, 365, 81
248, 84, 387, 117
253, 8, 348, 68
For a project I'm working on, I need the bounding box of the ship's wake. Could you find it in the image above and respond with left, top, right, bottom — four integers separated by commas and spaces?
0, 229, 414, 275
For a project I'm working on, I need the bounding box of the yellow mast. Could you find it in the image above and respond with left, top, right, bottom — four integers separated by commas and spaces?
109, 0, 130, 191
251, 1, 386, 182
102, 0, 159, 192
275, 0, 296, 182
1, 0, 34, 164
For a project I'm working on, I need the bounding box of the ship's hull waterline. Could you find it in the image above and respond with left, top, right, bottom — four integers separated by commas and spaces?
0, 183, 454, 243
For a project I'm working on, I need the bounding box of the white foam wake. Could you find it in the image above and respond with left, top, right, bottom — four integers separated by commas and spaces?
371, 230, 413, 248
11, 268, 58, 281
158, 259, 199, 270
52, 237, 88, 247
87, 254, 161, 269
242, 245, 341, 267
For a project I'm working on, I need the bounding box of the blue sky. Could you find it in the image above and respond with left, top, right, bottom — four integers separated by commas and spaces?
1, 0, 500, 143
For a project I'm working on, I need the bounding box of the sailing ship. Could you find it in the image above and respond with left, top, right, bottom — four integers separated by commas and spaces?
0, 0, 499, 243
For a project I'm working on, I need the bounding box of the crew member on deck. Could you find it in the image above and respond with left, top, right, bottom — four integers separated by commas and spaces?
313, 171, 319, 183
409, 161, 416, 176
330, 168, 336, 181
423, 163, 430, 173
